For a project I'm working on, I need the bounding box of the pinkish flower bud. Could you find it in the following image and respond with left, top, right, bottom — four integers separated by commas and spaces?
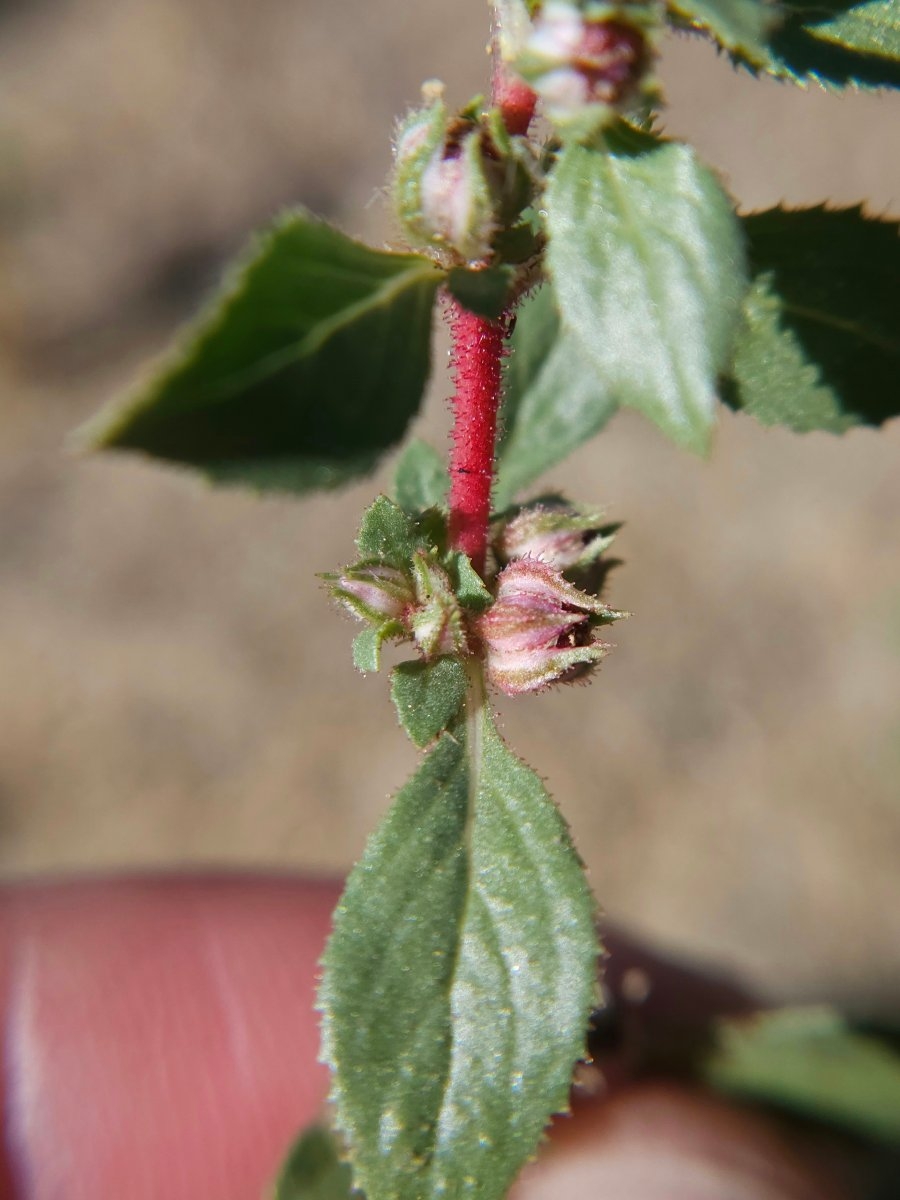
329, 564, 414, 625
494, 503, 617, 573
517, 1, 658, 132
476, 558, 625, 695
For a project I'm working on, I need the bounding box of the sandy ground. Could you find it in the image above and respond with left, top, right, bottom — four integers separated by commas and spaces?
0, 0, 899, 1007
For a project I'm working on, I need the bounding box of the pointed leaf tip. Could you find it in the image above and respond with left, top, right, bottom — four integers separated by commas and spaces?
79, 210, 443, 494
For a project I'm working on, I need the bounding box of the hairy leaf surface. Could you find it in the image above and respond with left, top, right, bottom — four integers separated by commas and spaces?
496, 285, 617, 506
546, 132, 746, 453
727, 206, 900, 431
273, 1127, 355, 1200
320, 666, 597, 1200
391, 657, 468, 747
706, 1008, 900, 1146
80, 211, 442, 493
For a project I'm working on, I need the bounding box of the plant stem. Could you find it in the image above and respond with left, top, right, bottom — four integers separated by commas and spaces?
447, 304, 507, 575
446, 33, 536, 575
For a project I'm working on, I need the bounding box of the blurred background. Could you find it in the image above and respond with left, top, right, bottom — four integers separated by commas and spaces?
0, 0, 898, 1010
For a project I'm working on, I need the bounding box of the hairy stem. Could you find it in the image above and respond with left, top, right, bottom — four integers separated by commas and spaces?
447, 304, 506, 575
446, 33, 536, 575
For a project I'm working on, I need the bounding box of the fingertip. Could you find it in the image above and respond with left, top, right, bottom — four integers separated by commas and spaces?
1, 875, 340, 1200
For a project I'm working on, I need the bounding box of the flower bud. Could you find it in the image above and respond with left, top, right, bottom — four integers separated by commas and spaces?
410, 552, 468, 659
494, 502, 617, 573
476, 558, 624, 695
392, 83, 533, 265
517, 1, 659, 133
328, 563, 414, 625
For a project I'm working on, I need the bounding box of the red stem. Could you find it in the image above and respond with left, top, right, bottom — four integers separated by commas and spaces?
447, 303, 507, 575
446, 46, 537, 574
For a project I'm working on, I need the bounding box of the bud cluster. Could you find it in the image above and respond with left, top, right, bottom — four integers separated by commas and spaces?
328, 548, 469, 668
391, 83, 536, 267
515, 1, 660, 134
477, 501, 627, 695
328, 499, 625, 696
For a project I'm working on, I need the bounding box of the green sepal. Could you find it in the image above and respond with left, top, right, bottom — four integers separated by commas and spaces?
704, 1007, 900, 1147
271, 1126, 355, 1200
390, 657, 468, 746
496, 283, 617, 507
393, 439, 448, 513
77, 210, 442, 493
546, 128, 747, 453
726, 205, 900, 432
319, 664, 598, 1200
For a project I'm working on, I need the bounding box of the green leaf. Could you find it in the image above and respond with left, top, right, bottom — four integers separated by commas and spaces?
446, 266, 517, 319
807, 0, 900, 57
546, 131, 747, 454
704, 1007, 900, 1147
496, 284, 617, 507
667, 0, 777, 63
761, 0, 900, 88
320, 664, 597, 1200
393, 439, 448, 513
390, 657, 467, 747
727, 206, 900, 432
272, 1126, 355, 1200
78, 210, 443, 493
356, 496, 422, 567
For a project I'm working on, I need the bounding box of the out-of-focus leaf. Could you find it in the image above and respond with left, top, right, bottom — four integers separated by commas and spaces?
727, 205, 900, 432
393, 439, 448, 513
272, 1126, 355, 1200
705, 1007, 900, 1147
667, 0, 777, 63
762, 0, 900, 87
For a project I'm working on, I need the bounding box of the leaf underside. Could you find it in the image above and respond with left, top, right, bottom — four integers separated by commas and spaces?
496, 284, 617, 507
727, 205, 900, 432
80, 210, 442, 494
546, 129, 747, 453
320, 666, 597, 1200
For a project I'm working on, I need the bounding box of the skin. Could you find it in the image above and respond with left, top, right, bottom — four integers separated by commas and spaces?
0, 876, 862, 1200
